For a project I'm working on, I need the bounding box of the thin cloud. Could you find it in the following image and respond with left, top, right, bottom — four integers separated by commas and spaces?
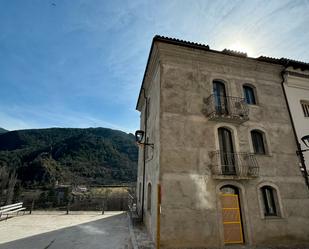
0, 0, 308, 132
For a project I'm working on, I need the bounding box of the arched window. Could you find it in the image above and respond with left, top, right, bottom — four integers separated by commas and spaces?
147, 183, 152, 212
261, 186, 277, 216
243, 85, 256, 105
220, 185, 239, 194
213, 80, 228, 115
213, 80, 227, 98
251, 130, 266, 154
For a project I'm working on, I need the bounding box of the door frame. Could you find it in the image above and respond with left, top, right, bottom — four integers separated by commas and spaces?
215, 182, 253, 247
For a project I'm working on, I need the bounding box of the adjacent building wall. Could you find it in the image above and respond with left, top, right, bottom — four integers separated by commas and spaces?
283, 67, 309, 173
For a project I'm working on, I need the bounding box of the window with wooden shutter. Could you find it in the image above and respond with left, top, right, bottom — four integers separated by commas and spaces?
243, 85, 256, 105
251, 130, 266, 154
261, 186, 277, 216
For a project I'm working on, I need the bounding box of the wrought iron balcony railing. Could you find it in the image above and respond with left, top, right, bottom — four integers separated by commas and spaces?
209, 151, 259, 179
203, 95, 249, 123
128, 193, 142, 224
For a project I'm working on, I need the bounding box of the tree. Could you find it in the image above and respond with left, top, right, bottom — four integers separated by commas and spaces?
0, 166, 18, 205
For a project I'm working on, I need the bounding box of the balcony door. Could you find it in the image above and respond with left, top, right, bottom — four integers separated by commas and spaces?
218, 128, 236, 174
213, 81, 228, 115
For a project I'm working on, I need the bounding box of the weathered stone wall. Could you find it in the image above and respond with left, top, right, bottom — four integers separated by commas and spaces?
157, 42, 309, 248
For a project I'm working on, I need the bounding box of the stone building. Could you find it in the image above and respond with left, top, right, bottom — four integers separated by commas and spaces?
135, 36, 309, 248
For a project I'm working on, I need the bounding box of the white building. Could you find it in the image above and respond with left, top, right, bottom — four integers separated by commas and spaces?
283, 65, 309, 182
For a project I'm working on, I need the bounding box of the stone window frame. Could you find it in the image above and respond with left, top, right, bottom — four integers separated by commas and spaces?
214, 123, 240, 153
251, 130, 266, 155
257, 182, 285, 219
261, 186, 277, 216
211, 77, 231, 97
248, 127, 272, 156
242, 83, 258, 105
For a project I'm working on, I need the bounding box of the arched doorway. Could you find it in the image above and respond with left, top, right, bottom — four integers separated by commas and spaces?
220, 185, 244, 244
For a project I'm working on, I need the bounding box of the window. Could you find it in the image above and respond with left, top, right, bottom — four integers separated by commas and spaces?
251, 130, 266, 154
261, 186, 277, 216
220, 185, 238, 194
213, 80, 228, 115
243, 85, 256, 105
147, 183, 152, 212
301, 101, 309, 117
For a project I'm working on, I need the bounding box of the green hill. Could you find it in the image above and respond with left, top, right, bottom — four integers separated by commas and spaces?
0, 128, 8, 134
0, 127, 138, 187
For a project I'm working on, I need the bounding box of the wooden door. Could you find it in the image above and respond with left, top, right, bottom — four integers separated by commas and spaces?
221, 193, 244, 244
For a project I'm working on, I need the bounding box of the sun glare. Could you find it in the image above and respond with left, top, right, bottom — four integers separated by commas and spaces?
228, 41, 254, 56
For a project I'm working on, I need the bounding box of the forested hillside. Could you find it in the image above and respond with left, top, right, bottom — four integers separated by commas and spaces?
0, 128, 8, 134
0, 127, 138, 188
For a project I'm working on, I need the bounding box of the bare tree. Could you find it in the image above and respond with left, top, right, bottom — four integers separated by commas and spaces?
0, 166, 17, 205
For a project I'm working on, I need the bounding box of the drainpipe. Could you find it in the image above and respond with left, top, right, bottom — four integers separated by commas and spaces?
141, 88, 148, 222
280, 69, 309, 190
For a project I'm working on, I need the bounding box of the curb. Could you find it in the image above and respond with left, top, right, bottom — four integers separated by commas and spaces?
127, 213, 139, 249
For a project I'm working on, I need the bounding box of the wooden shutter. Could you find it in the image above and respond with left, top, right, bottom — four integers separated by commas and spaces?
221, 194, 244, 244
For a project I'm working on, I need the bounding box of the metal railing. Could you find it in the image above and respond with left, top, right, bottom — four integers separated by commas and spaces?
128, 193, 137, 212
209, 151, 259, 178
204, 95, 249, 122
128, 193, 142, 224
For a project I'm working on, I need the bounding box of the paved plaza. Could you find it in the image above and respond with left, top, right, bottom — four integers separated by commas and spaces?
0, 211, 132, 249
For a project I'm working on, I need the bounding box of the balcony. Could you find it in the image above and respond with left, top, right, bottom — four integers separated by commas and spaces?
203, 95, 249, 123
209, 151, 259, 179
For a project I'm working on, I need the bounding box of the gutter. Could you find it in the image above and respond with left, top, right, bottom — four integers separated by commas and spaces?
280, 69, 309, 190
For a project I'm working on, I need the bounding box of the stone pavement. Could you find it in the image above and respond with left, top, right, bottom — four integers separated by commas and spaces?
127, 215, 155, 249
0, 211, 132, 249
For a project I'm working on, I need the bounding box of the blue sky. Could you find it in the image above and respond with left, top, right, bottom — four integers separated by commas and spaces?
0, 0, 309, 133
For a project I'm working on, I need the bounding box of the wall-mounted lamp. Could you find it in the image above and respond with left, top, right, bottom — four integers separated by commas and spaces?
135, 130, 145, 143
135, 130, 154, 147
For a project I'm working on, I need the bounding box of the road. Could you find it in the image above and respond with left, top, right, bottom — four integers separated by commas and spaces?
0, 212, 132, 249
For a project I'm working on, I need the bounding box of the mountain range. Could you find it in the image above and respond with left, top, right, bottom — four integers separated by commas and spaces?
0, 127, 138, 187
